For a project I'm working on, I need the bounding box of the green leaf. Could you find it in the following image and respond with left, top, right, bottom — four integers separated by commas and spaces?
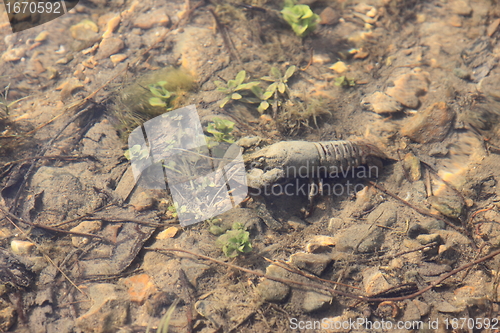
261, 76, 275, 82
278, 82, 286, 94
266, 82, 278, 94
227, 80, 237, 90
149, 97, 167, 107
237, 81, 260, 90
219, 96, 230, 108
284, 65, 296, 80
250, 85, 263, 97
262, 90, 274, 100
232, 92, 242, 100
235, 70, 246, 86
271, 67, 281, 79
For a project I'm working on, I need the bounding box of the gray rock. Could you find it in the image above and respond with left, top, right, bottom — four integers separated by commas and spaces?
416, 233, 443, 245
289, 253, 332, 276
256, 265, 290, 303
302, 291, 333, 313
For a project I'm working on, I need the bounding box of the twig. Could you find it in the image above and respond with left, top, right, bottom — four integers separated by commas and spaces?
208, 7, 242, 64
366, 180, 467, 234
146, 246, 500, 302
4, 215, 88, 297
0, 206, 109, 241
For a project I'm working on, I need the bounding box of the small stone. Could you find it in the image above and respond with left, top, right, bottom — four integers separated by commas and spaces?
386, 71, 430, 108
34, 31, 49, 42
306, 235, 336, 253
289, 253, 332, 276
403, 152, 421, 181
256, 265, 290, 302
70, 19, 101, 42
10, 240, 35, 255
312, 53, 331, 65
436, 300, 464, 313
361, 91, 403, 114
416, 233, 443, 245
428, 193, 463, 218
302, 291, 333, 313
110, 53, 128, 65
363, 268, 391, 295
319, 7, 339, 25
96, 37, 124, 60
102, 15, 121, 39
449, 0, 472, 16
1, 47, 26, 62
412, 299, 430, 316
448, 15, 462, 27
134, 9, 170, 29
56, 79, 84, 101
70, 220, 102, 247
487, 18, 500, 37
156, 227, 178, 239
0, 302, 15, 332
130, 191, 155, 212
453, 68, 470, 80
121, 273, 157, 304
401, 102, 455, 143
330, 61, 348, 74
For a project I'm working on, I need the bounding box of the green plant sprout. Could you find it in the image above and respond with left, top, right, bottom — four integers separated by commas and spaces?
123, 144, 150, 161
0, 83, 29, 115
281, 0, 319, 37
207, 118, 235, 144
167, 203, 187, 218
216, 222, 252, 258
148, 81, 175, 108
334, 76, 356, 88
214, 70, 260, 108
252, 65, 296, 115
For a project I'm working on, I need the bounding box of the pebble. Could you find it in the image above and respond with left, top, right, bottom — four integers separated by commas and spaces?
361, 91, 403, 114
402, 152, 421, 181
110, 53, 128, 65
10, 240, 35, 255
1, 47, 26, 62
70, 220, 102, 247
319, 7, 339, 25
428, 193, 463, 218
449, 0, 472, 16
305, 235, 336, 253
289, 253, 332, 276
362, 268, 392, 294
330, 61, 348, 74
0, 302, 15, 332
156, 227, 178, 239
416, 233, 443, 245
256, 265, 290, 302
487, 18, 500, 37
401, 102, 455, 143
121, 273, 157, 304
302, 291, 333, 313
386, 71, 430, 108
130, 191, 155, 212
96, 37, 124, 60
448, 14, 462, 27
134, 9, 170, 29
70, 19, 101, 43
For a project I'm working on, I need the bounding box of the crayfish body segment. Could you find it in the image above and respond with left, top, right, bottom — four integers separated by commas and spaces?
244, 140, 386, 189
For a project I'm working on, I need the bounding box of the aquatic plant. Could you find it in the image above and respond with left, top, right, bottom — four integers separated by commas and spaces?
216, 222, 252, 258
281, 0, 319, 37
207, 118, 235, 143
215, 70, 259, 108
334, 76, 356, 88
147, 81, 175, 109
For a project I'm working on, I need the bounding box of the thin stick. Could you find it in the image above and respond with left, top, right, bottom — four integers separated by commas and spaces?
146, 246, 500, 302
5, 215, 88, 297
